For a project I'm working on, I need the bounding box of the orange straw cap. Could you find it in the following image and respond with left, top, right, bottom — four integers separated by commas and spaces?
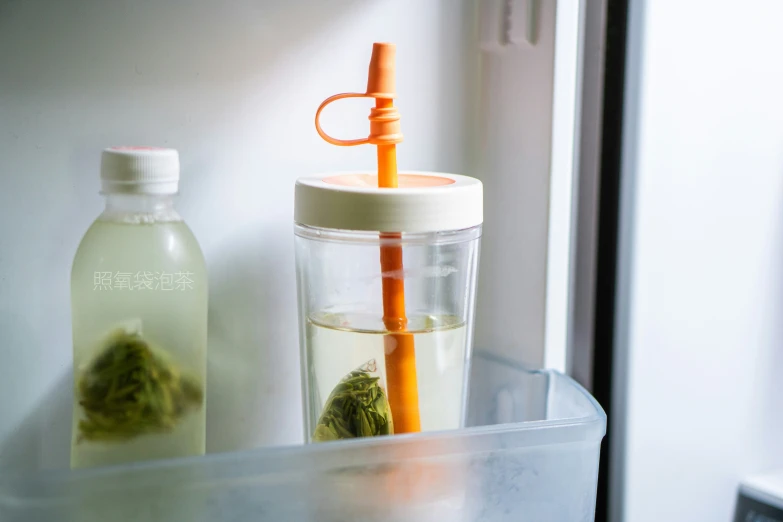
315, 43, 403, 147
366, 42, 397, 98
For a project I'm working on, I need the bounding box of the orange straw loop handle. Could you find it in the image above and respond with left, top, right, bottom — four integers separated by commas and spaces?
315, 92, 403, 147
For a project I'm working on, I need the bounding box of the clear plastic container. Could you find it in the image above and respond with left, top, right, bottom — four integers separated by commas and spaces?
294, 172, 483, 442
70, 147, 208, 469
0, 352, 607, 522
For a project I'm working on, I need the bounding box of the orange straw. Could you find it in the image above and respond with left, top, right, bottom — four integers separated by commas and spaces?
314, 43, 421, 433
376, 102, 421, 434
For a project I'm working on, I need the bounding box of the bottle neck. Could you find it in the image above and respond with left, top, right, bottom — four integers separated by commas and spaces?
100, 193, 181, 223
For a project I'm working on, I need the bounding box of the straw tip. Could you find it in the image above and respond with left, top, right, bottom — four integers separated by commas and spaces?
367, 43, 397, 98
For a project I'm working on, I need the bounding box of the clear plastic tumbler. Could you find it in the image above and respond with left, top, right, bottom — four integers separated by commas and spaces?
294, 171, 483, 443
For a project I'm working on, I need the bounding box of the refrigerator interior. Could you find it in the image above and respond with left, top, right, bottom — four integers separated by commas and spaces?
0, 0, 586, 476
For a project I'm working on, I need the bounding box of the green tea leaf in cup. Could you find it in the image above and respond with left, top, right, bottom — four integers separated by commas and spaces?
313, 359, 394, 442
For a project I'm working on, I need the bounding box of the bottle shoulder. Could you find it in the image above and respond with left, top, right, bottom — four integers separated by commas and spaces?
72, 218, 206, 273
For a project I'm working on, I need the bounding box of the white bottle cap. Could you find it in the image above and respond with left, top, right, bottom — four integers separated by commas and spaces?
100, 146, 180, 195
295, 171, 483, 233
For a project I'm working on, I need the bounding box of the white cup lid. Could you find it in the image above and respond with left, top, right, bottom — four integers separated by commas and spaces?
294, 171, 483, 233
100, 146, 180, 195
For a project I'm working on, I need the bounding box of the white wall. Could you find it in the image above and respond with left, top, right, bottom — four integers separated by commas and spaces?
0, 0, 479, 471
616, 1, 783, 520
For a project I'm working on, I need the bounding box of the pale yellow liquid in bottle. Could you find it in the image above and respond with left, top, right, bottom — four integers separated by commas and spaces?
70, 216, 207, 469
